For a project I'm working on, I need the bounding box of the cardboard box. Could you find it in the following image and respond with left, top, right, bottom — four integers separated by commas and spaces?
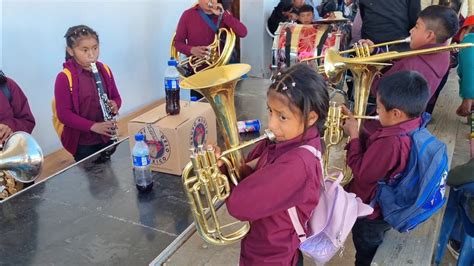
128, 101, 217, 175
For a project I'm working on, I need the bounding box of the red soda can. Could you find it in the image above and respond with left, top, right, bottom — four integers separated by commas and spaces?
237, 119, 261, 133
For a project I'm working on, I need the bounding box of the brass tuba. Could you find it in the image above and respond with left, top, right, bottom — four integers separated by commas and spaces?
0, 132, 44, 199
180, 64, 275, 245
322, 42, 474, 185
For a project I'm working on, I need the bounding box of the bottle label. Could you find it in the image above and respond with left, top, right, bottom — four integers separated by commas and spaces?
237, 119, 261, 133
133, 155, 150, 167
165, 78, 180, 91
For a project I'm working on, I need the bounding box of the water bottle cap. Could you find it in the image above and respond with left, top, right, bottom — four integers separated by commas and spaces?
168, 57, 178, 66
135, 133, 144, 141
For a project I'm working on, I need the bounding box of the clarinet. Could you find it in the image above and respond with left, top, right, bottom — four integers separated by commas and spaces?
90, 62, 118, 142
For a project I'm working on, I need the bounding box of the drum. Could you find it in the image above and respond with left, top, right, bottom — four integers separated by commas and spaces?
271, 21, 350, 70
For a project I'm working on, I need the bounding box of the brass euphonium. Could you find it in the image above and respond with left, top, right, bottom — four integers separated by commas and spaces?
180, 64, 275, 245
170, 27, 235, 76
322, 41, 474, 185
0, 132, 44, 200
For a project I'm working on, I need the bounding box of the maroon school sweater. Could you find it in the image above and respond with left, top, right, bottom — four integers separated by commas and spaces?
371, 43, 450, 104
227, 127, 322, 266
345, 117, 422, 219
0, 77, 35, 134
54, 59, 122, 155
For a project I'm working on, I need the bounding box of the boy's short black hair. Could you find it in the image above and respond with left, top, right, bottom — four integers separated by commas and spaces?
377, 71, 430, 118
419, 5, 459, 43
0, 70, 7, 85
298, 4, 314, 15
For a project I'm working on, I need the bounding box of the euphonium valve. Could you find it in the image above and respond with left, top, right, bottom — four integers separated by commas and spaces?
324, 102, 344, 146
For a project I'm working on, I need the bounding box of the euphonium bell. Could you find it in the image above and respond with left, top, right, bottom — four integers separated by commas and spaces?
180, 64, 275, 245
0, 132, 44, 199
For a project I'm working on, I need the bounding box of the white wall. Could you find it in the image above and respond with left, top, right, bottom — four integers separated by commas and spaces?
240, 0, 277, 78
1, 0, 191, 154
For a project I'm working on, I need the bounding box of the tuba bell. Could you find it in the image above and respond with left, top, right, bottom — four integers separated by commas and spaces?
180, 64, 275, 245
0, 132, 44, 199
322, 41, 474, 185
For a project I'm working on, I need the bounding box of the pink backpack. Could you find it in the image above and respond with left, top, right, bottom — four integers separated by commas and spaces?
288, 145, 374, 264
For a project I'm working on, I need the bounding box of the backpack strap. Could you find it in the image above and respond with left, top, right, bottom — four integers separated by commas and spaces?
301, 144, 345, 189
299, 144, 322, 166
287, 144, 325, 243
61, 63, 111, 92
288, 206, 307, 242
102, 63, 111, 78
0, 82, 12, 103
62, 68, 73, 92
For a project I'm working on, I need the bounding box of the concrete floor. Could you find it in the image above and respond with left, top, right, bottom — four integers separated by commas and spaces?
156, 70, 470, 266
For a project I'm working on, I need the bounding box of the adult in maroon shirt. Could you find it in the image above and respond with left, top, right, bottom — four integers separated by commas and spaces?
54, 25, 121, 162
227, 64, 328, 265
174, 0, 247, 58
0, 71, 35, 145
342, 71, 430, 266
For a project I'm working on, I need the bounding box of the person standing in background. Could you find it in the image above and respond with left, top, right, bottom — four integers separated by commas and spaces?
0, 70, 35, 145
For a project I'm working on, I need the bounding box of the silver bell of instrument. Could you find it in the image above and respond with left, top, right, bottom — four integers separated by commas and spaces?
0, 132, 44, 183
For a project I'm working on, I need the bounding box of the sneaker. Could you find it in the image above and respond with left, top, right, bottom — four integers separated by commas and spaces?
447, 239, 460, 260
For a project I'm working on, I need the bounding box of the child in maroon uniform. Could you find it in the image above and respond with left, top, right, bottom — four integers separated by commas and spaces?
226, 64, 329, 265
0, 70, 35, 144
54, 25, 122, 162
369, 5, 459, 107
342, 71, 430, 266
359, 5, 458, 134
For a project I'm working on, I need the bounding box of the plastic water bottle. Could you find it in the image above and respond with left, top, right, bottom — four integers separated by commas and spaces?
132, 133, 153, 192
165, 58, 181, 115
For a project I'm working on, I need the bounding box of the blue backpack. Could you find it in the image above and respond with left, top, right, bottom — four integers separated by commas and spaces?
375, 112, 449, 233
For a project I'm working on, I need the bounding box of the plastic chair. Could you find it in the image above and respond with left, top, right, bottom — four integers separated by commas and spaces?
435, 183, 474, 265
